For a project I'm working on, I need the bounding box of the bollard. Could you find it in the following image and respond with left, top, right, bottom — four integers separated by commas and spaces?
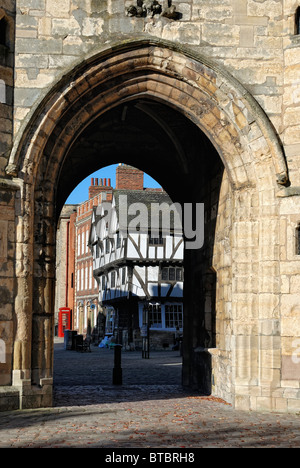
113, 344, 123, 385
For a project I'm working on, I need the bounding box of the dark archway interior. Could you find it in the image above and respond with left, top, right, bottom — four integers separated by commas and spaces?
57, 99, 221, 212
56, 98, 225, 393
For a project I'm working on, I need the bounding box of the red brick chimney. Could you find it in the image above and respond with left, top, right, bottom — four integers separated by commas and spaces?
116, 164, 144, 190
88, 177, 113, 199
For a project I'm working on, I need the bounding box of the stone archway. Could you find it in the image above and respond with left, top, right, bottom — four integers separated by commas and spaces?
6, 38, 288, 410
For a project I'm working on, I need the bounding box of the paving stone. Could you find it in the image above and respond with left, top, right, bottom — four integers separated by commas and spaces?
0, 340, 299, 448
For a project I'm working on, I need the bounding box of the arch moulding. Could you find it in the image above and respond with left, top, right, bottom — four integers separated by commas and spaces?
7, 37, 288, 190
5, 37, 289, 410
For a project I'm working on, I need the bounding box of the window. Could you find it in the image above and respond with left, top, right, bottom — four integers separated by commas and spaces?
77, 233, 81, 256
77, 269, 80, 291
89, 265, 92, 289
162, 267, 168, 281
148, 304, 162, 329
101, 275, 106, 291
86, 229, 89, 253
81, 266, 84, 290
105, 238, 110, 254
296, 7, 300, 35
176, 268, 183, 281
165, 304, 183, 329
82, 230, 85, 255
0, 17, 7, 47
149, 233, 164, 245
169, 267, 175, 281
111, 271, 116, 288
116, 232, 121, 249
122, 267, 126, 285
105, 309, 115, 335
296, 224, 300, 255
161, 266, 183, 282
85, 266, 88, 290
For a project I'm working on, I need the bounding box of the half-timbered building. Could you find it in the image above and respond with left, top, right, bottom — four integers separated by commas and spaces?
89, 189, 184, 350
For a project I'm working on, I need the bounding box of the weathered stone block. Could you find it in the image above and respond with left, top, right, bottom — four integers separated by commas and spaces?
0, 387, 19, 411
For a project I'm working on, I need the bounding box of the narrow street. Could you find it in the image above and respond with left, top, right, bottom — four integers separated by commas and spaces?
0, 338, 300, 449
53, 338, 183, 389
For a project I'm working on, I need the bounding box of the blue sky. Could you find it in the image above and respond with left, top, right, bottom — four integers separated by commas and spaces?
66, 164, 162, 205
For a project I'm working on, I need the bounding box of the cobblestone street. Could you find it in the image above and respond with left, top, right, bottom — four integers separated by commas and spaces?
0, 339, 300, 449
53, 338, 183, 389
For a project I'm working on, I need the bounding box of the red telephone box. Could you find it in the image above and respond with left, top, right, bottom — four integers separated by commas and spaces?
58, 307, 71, 337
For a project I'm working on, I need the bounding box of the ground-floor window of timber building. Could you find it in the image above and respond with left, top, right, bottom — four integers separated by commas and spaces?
146, 303, 183, 330
165, 304, 183, 329
162, 267, 183, 282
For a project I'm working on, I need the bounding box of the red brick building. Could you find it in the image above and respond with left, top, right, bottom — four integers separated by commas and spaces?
74, 178, 113, 337
74, 165, 146, 337
55, 164, 148, 339
55, 205, 77, 335
116, 164, 144, 191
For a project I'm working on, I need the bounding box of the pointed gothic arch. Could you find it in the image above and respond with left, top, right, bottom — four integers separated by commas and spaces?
8, 38, 288, 189
6, 37, 288, 409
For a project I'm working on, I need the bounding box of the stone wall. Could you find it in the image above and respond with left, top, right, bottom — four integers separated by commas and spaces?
11, 0, 300, 191
0, 0, 15, 176
10, 0, 299, 181
0, 0, 18, 391
0, 180, 18, 386
0, 0, 299, 412
116, 164, 144, 191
